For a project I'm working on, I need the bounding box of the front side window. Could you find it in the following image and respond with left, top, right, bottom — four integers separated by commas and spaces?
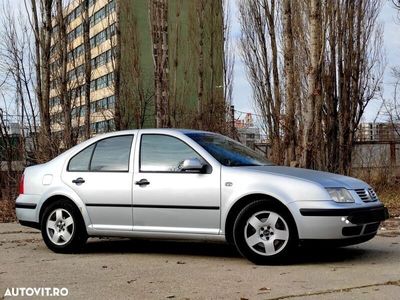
68, 135, 133, 172
186, 133, 273, 167
140, 135, 204, 172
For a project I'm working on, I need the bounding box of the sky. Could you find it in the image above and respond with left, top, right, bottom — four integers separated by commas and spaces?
229, 0, 400, 123
6, 0, 400, 124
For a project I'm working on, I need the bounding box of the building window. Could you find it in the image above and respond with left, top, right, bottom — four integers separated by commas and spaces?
68, 64, 85, 81
90, 0, 115, 27
90, 95, 115, 113
91, 47, 114, 69
91, 119, 115, 134
90, 72, 114, 92
50, 112, 64, 125
49, 97, 61, 107
68, 44, 84, 62
71, 106, 86, 119
66, 4, 83, 24
67, 24, 83, 43
89, 23, 116, 48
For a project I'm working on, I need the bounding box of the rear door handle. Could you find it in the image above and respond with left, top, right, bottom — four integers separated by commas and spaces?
135, 179, 150, 186
72, 177, 85, 184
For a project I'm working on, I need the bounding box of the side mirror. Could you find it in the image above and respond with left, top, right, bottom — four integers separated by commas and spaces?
180, 158, 205, 173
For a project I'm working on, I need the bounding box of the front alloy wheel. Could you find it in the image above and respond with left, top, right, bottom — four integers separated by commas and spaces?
244, 211, 289, 256
233, 200, 297, 264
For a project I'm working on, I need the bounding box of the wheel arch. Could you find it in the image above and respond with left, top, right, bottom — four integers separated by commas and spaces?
38, 194, 89, 232
224, 193, 298, 245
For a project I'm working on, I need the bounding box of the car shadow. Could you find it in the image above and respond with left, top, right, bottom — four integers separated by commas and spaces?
83, 238, 240, 258
82, 238, 391, 265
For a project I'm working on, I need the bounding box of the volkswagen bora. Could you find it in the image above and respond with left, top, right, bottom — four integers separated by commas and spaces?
16, 129, 389, 264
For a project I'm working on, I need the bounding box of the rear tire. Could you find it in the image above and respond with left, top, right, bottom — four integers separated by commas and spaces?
233, 200, 298, 265
41, 200, 87, 253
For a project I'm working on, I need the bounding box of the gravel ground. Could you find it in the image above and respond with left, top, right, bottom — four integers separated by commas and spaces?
0, 219, 399, 300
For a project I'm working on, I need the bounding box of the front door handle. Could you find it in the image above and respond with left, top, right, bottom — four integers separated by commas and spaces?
135, 179, 150, 186
72, 177, 85, 184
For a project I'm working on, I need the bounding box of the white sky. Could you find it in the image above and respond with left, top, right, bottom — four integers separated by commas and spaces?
6, 0, 400, 123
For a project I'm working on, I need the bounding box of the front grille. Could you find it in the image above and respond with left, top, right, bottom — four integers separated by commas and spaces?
354, 188, 378, 202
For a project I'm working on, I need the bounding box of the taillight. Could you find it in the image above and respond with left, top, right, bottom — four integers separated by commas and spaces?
19, 174, 24, 195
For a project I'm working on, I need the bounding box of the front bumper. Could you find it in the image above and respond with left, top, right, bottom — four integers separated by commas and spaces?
288, 202, 389, 240
299, 205, 389, 224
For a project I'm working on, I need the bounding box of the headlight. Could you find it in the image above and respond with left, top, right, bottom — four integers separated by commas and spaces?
326, 188, 355, 203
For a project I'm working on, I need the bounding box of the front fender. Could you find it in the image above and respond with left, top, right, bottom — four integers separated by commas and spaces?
220, 166, 331, 234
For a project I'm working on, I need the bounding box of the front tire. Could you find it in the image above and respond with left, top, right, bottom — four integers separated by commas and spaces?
233, 200, 298, 264
41, 200, 87, 253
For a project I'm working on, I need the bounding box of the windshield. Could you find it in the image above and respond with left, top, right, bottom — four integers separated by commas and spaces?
186, 133, 273, 167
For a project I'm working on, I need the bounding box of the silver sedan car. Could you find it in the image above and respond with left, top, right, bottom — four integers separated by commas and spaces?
15, 129, 389, 264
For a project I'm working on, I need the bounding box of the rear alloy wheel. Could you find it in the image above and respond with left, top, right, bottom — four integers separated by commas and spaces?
233, 200, 297, 264
41, 200, 87, 253
46, 208, 74, 246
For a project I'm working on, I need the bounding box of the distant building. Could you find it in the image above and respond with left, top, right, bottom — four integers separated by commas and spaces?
235, 113, 261, 149
356, 122, 400, 142
353, 122, 400, 169
49, 0, 224, 136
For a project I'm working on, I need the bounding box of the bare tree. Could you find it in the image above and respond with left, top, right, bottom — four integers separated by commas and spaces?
282, 0, 296, 165
223, 0, 235, 136
27, 0, 54, 161
149, 0, 169, 128
112, 0, 122, 130
82, 0, 92, 139
302, 0, 323, 169
239, 0, 384, 174
238, 0, 283, 163
0, 3, 39, 211
54, 0, 74, 149
384, 67, 400, 138
118, 1, 154, 129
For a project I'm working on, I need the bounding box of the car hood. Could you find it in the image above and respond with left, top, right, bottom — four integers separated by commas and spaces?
247, 166, 368, 189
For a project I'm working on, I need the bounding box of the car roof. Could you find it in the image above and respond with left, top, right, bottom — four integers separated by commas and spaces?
94, 128, 216, 137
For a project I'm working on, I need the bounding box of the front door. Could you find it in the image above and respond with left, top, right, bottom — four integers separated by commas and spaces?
62, 134, 135, 231
132, 133, 220, 234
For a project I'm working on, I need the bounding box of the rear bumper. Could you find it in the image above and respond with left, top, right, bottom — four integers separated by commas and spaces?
15, 194, 41, 225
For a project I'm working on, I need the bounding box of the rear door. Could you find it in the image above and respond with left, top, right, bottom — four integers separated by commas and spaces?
62, 134, 135, 231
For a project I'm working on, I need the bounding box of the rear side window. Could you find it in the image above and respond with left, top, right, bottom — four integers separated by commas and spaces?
68, 144, 95, 171
68, 135, 133, 172
91, 136, 133, 171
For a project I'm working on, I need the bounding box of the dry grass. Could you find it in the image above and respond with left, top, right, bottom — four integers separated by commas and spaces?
375, 184, 400, 217
352, 168, 400, 217
0, 199, 16, 222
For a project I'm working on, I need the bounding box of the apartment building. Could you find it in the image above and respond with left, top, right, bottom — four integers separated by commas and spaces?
49, 0, 224, 137
49, 0, 116, 137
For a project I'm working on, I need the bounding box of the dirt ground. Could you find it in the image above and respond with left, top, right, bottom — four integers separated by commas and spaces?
0, 219, 399, 299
